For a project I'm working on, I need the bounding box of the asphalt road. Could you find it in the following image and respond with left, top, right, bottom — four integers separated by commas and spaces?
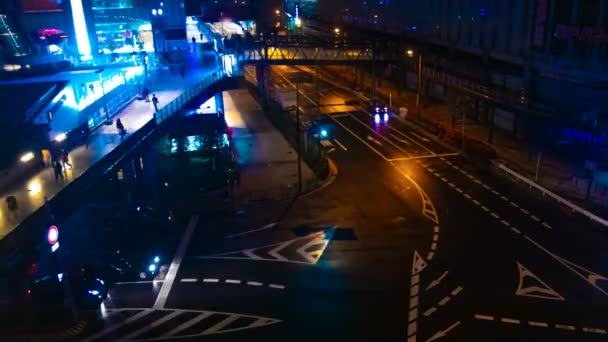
12, 65, 608, 342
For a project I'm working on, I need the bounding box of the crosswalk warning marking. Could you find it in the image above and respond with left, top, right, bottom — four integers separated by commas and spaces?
84, 308, 282, 342
515, 262, 564, 301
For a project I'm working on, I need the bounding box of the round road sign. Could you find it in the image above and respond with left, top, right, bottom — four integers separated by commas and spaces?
47, 225, 59, 245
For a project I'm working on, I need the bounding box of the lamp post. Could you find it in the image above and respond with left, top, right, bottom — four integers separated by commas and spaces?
288, 72, 313, 194
407, 49, 423, 119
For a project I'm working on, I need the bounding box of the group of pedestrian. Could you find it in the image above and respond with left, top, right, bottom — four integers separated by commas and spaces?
52, 149, 72, 182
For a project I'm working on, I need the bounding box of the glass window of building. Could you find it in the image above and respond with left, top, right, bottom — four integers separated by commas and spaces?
94, 15, 154, 53
92, 0, 146, 10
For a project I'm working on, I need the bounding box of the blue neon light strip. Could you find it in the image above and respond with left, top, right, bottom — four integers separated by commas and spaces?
70, 0, 91, 56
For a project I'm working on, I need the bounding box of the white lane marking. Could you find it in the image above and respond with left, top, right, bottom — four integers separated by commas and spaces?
334, 138, 348, 151
482, 184, 490, 189
154, 215, 199, 309
203, 278, 219, 283
472, 199, 480, 205
529, 321, 549, 328
582, 327, 607, 334
269, 284, 286, 290
500, 219, 510, 226
500, 318, 521, 324
202, 315, 240, 335
225, 223, 278, 238
481, 206, 490, 211
464, 193, 471, 199
500, 195, 509, 201
247, 281, 263, 286
475, 314, 494, 321
226, 279, 241, 284
425, 321, 461, 342
511, 227, 522, 234
520, 208, 530, 214
509, 201, 519, 208
82, 310, 153, 342
180, 278, 197, 283
410, 131, 430, 142
542, 222, 552, 229
447, 182, 455, 187
434, 226, 439, 233
430, 242, 437, 251
530, 215, 541, 222
389, 133, 412, 145
555, 324, 576, 331
525, 235, 608, 297
491, 189, 499, 195
438, 297, 451, 306
490, 212, 500, 219
425, 271, 449, 291
114, 280, 159, 285
455, 188, 463, 193
117, 311, 182, 342
423, 307, 437, 317
161, 312, 213, 338
440, 177, 448, 182
330, 117, 390, 161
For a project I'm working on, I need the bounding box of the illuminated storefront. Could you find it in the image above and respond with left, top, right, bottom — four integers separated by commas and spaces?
91, 0, 154, 54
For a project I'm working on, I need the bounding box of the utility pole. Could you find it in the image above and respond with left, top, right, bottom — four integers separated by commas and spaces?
296, 81, 302, 193
416, 53, 422, 119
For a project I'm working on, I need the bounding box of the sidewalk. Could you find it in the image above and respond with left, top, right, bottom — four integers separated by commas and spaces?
223, 89, 316, 202
320, 65, 608, 212
0, 62, 218, 240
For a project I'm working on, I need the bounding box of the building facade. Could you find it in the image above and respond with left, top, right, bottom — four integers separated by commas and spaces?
321, 0, 608, 131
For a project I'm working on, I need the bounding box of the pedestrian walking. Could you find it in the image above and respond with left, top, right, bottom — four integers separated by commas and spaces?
191, 36, 196, 44
143, 87, 150, 102
116, 118, 126, 138
152, 94, 159, 112
61, 150, 72, 169
81, 126, 90, 149
53, 160, 63, 181
200, 33, 203, 41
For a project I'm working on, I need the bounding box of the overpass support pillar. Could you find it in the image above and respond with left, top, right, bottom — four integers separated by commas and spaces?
215, 92, 225, 114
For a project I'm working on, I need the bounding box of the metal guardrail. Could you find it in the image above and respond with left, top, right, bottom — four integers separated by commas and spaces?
155, 71, 226, 124
494, 162, 608, 227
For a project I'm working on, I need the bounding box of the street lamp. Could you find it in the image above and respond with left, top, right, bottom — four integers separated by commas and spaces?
334, 27, 341, 35
407, 49, 423, 118
275, 9, 280, 15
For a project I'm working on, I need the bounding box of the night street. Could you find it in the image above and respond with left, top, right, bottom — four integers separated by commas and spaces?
42, 65, 608, 342
2, 1, 608, 341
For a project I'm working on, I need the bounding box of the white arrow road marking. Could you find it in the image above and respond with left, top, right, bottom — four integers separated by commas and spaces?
525, 236, 608, 296
412, 250, 428, 275
515, 262, 564, 301
425, 321, 461, 342
197, 230, 334, 265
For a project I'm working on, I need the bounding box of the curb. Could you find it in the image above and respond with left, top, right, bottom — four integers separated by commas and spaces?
300, 158, 338, 199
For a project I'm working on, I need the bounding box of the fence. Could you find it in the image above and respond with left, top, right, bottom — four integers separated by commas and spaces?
494, 161, 608, 228
246, 82, 330, 181
155, 71, 226, 124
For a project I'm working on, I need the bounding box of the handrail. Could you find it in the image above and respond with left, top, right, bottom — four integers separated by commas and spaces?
494, 162, 608, 227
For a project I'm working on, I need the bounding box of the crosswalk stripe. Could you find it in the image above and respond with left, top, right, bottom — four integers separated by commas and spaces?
82, 310, 152, 342
161, 312, 213, 338
202, 315, 240, 335
117, 311, 182, 341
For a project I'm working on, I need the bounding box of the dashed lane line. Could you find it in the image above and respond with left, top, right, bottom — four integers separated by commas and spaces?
190, 278, 286, 290
422, 286, 463, 318
511, 227, 522, 234
542, 222, 553, 229
475, 314, 608, 335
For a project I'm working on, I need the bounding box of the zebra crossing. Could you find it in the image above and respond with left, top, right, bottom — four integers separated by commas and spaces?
81, 308, 281, 341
